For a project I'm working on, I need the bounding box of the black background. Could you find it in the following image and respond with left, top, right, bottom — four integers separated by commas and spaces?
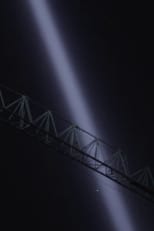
0, 0, 154, 230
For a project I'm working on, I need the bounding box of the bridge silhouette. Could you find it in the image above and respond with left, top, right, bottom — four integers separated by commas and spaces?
0, 83, 154, 203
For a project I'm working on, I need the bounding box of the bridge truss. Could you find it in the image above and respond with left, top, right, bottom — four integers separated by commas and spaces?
0, 84, 154, 203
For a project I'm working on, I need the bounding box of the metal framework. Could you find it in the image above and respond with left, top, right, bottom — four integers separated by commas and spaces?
0, 84, 154, 203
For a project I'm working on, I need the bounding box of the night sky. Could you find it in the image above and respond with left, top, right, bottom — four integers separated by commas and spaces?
0, 1, 154, 230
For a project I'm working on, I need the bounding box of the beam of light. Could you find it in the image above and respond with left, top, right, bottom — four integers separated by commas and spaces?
27, 1, 136, 230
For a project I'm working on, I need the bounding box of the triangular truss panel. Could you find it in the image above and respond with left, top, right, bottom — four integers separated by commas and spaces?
131, 167, 154, 189
33, 110, 57, 143
5, 95, 33, 129
59, 125, 82, 159
104, 149, 129, 179
82, 139, 105, 167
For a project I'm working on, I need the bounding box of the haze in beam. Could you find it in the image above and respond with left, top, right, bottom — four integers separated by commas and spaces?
27, 1, 136, 231
28, 0, 95, 133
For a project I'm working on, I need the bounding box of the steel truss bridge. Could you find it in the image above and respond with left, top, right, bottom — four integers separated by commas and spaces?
0, 84, 154, 203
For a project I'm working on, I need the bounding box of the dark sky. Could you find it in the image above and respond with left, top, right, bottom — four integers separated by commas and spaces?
0, 0, 154, 230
